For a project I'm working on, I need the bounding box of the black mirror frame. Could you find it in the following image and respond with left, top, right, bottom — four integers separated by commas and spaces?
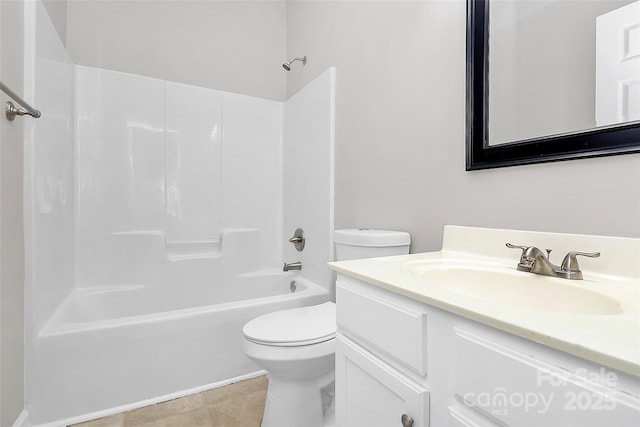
465, 0, 640, 171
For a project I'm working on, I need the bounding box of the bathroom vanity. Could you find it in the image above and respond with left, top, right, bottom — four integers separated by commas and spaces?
328, 226, 640, 427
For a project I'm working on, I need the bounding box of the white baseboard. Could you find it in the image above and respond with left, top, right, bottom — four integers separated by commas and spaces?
31, 370, 267, 427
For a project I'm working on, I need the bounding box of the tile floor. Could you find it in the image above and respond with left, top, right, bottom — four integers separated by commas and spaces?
69, 376, 268, 427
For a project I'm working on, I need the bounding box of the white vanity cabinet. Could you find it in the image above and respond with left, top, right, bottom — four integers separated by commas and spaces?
335, 275, 640, 427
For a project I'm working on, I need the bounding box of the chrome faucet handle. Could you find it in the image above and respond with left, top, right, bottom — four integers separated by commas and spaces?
561, 251, 600, 270
401, 414, 414, 427
288, 228, 305, 251
506, 243, 534, 258
506, 243, 549, 259
506, 243, 528, 252
559, 251, 600, 279
506, 243, 530, 260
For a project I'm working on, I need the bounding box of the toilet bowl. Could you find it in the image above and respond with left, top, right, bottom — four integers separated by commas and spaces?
242, 229, 410, 427
242, 302, 336, 427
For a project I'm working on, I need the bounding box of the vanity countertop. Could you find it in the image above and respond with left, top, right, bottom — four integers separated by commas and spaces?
328, 226, 640, 376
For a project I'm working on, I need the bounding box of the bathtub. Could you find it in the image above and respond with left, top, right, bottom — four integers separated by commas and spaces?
29, 273, 329, 425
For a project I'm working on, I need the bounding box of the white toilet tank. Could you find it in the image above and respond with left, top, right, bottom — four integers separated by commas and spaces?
334, 228, 411, 261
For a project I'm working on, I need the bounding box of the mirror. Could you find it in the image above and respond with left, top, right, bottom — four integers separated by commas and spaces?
466, 0, 640, 170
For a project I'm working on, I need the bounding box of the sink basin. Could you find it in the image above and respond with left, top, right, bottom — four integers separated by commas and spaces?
404, 259, 623, 315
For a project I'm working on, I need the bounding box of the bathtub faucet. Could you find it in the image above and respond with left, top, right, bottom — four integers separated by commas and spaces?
283, 261, 302, 271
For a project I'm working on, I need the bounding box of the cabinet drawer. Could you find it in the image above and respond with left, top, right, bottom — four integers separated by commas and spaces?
337, 281, 428, 375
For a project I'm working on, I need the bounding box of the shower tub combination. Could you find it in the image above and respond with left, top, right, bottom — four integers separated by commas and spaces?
32, 272, 328, 425
24, 3, 335, 424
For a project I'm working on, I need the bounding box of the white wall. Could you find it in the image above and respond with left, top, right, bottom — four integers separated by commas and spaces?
0, 1, 26, 425
66, 0, 288, 101
286, 0, 640, 253
42, 0, 66, 45
283, 68, 335, 290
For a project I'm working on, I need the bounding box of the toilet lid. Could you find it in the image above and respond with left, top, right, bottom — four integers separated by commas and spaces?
243, 302, 336, 347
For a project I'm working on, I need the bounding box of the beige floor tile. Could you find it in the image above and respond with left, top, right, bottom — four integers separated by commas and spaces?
124, 393, 204, 426
202, 376, 268, 407
69, 413, 124, 427
128, 407, 213, 427
207, 389, 267, 427
71, 377, 268, 427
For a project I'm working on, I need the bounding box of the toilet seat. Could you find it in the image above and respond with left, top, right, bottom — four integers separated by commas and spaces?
243, 302, 336, 347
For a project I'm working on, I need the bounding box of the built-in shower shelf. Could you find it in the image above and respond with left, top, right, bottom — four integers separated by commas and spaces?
165, 238, 222, 261
111, 231, 223, 260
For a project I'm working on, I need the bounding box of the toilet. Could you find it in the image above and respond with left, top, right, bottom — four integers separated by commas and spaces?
242, 228, 411, 427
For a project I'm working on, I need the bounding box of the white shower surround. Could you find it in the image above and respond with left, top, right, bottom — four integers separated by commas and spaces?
72, 65, 285, 288
23, 2, 335, 425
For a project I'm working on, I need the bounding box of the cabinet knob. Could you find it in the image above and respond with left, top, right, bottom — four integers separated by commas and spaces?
401, 413, 414, 427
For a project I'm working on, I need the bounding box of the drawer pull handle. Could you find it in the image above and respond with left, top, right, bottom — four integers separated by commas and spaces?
401, 413, 414, 427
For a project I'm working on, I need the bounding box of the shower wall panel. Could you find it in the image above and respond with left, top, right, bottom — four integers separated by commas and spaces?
23, 0, 75, 333
73, 67, 283, 288
282, 68, 335, 291
165, 82, 223, 241
74, 66, 166, 287
221, 92, 283, 270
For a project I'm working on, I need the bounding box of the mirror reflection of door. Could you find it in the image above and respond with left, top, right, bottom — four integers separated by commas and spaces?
488, 0, 638, 146
596, 1, 640, 127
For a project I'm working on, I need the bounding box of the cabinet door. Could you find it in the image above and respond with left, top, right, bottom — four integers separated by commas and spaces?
336, 335, 429, 427
452, 328, 640, 426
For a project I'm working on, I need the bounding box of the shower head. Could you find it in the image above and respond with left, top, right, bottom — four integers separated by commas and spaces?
282, 56, 307, 71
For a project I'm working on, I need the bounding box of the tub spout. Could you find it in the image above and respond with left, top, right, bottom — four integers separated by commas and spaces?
283, 262, 302, 271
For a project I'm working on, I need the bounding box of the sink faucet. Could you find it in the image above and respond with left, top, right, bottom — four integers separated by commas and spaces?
283, 261, 302, 272
506, 243, 600, 280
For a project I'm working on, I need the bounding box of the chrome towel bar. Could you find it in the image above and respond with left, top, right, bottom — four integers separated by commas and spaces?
0, 80, 41, 121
